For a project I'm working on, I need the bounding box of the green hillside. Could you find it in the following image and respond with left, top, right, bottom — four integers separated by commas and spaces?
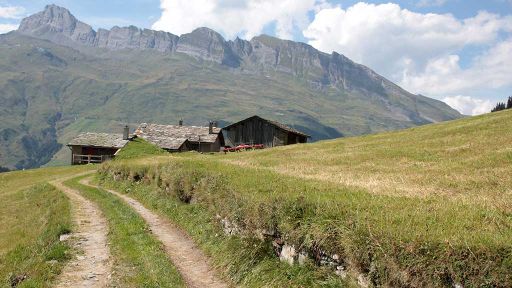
1, 110, 511, 286
99, 109, 512, 287
0, 29, 461, 170
0, 166, 92, 286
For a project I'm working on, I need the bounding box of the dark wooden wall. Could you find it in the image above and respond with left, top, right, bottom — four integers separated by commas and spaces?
186, 134, 223, 152
81, 147, 118, 156
223, 118, 307, 148
70, 145, 119, 165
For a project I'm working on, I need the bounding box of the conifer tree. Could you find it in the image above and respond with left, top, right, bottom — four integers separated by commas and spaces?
491, 102, 506, 112
507, 96, 512, 110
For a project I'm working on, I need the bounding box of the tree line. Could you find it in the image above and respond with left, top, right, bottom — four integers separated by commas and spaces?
491, 96, 512, 112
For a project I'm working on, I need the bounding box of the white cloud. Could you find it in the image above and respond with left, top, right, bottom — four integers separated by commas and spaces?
152, 0, 325, 39
0, 23, 17, 34
304, 3, 512, 79
303, 2, 512, 107
442, 95, 494, 115
402, 38, 512, 96
0, 6, 25, 19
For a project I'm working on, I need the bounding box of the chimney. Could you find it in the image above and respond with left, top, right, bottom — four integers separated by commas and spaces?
179, 119, 183, 126
209, 121, 214, 134
123, 125, 129, 140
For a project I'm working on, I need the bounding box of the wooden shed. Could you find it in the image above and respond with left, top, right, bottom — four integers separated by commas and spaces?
67, 131, 130, 165
134, 122, 224, 152
222, 115, 309, 148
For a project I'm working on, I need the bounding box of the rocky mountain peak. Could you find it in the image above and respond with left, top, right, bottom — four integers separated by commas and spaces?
19, 4, 96, 45
229, 37, 253, 57
187, 27, 224, 40
176, 27, 234, 64
18, 5, 180, 52
29, 4, 78, 31
27, 5, 76, 30
19, 5, 73, 33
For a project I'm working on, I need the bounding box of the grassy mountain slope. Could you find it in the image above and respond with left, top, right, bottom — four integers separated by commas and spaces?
223, 106, 512, 204
0, 29, 461, 169
100, 110, 512, 286
0, 165, 92, 286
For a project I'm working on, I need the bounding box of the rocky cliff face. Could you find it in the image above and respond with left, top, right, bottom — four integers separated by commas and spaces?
94, 26, 179, 52
16, 5, 399, 92
15, 5, 462, 123
176, 28, 231, 65
18, 4, 96, 45
19, 5, 179, 52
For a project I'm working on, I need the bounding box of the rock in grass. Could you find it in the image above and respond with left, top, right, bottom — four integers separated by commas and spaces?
279, 245, 296, 265
59, 233, 71, 241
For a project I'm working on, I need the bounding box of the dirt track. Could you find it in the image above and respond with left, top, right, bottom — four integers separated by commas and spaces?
50, 177, 112, 288
82, 178, 228, 288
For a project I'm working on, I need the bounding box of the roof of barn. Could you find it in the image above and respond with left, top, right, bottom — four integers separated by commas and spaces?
67, 133, 129, 149
222, 115, 310, 137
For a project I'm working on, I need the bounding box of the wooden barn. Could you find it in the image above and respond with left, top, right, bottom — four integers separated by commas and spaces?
134, 121, 224, 152
67, 126, 130, 165
222, 115, 309, 148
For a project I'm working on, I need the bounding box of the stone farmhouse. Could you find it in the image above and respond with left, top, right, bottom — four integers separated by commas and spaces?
67, 116, 309, 165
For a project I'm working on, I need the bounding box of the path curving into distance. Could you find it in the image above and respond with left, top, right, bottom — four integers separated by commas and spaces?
81, 178, 228, 288
50, 176, 112, 288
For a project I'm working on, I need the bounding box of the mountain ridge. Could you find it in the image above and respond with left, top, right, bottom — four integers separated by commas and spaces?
17, 5, 459, 124
0, 4, 461, 169
16, 4, 435, 98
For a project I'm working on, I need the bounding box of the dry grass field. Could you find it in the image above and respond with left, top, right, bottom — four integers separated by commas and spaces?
222, 109, 512, 205
100, 109, 512, 287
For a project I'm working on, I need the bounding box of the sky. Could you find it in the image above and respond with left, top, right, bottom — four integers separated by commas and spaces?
0, 0, 511, 115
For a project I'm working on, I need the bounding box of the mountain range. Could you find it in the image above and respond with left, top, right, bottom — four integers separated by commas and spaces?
0, 4, 461, 169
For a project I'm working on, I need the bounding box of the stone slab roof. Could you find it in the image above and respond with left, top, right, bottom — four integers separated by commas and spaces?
68, 133, 129, 148
135, 123, 221, 149
145, 136, 188, 150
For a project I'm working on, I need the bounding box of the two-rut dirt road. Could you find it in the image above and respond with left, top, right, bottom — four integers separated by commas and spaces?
50, 176, 112, 288
51, 174, 228, 288
80, 178, 228, 288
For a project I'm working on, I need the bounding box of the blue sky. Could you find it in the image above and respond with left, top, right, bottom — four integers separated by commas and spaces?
0, 0, 511, 115
0, 0, 162, 28
3, 1, 510, 33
